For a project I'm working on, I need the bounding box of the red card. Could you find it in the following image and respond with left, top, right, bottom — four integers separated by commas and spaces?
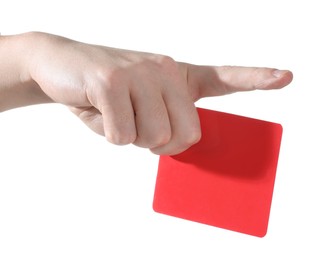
153, 107, 283, 237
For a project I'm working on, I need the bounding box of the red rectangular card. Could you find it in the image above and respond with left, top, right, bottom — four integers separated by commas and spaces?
153, 107, 283, 237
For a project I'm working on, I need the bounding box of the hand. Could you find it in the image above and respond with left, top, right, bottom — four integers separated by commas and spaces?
25, 32, 293, 155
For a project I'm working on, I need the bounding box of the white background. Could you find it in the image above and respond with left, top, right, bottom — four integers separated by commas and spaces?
1, 0, 327, 259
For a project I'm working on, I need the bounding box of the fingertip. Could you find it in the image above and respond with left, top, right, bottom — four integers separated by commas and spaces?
282, 70, 293, 85
273, 69, 293, 81
273, 69, 293, 89
259, 69, 293, 90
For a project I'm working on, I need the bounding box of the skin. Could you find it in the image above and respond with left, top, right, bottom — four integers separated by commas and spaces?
0, 32, 293, 155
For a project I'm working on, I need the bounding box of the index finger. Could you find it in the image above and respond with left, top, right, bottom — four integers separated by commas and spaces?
179, 63, 293, 101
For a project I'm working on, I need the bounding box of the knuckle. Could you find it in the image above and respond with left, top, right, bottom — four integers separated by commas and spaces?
135, 130, 171, 149
96, 67, 126, 95
106, 131, 136, 146
96, 66, 115, 85
158, 54, 176, 65
181, 127, 202, 147
150, 128, 202, 156
151, 131, 171, 148
153, 54, 178, 73
149, 148, 162, 155
150, 148, 163, 156
250, 68, 265, 89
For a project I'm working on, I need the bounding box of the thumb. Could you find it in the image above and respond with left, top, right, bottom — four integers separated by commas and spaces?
179, 63, 293, 101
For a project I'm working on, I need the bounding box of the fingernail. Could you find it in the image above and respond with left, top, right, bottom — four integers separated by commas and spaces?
273, 69, 288, 78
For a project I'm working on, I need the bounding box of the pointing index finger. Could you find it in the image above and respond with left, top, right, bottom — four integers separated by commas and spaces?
179, 63, 293, 101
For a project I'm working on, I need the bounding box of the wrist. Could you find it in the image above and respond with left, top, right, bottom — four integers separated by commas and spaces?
0, 32, 53, 111
14, 32, 44, 85
1, 32, 37, 85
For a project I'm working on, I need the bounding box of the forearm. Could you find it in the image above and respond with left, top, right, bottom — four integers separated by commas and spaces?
0, 32, 52, 112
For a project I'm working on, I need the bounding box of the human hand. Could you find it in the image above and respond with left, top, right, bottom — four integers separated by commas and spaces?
26, 32, 292, 155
